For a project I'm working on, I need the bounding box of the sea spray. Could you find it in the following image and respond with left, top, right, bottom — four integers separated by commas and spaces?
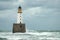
0, 31, 60, 40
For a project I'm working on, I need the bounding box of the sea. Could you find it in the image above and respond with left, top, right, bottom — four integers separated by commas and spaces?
0, 30, 60, 40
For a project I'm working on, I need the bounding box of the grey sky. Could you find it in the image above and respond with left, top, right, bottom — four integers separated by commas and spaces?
0, 0, 60, 31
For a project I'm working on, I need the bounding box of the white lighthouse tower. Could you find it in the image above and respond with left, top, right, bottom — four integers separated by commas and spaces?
13, 6, 26, 33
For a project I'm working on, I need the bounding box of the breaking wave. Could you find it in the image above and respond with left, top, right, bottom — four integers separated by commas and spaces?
0, 30, 60, 40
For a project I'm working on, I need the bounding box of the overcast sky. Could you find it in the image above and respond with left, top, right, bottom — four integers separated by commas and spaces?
0, 0, 60, 31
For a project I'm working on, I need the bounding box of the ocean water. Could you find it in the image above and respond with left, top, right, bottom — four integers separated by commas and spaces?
0, 30, 60, 40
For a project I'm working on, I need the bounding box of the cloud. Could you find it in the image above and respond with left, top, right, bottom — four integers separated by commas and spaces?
0, 7, 60, 31
0, 0, 17, 2
0, 0, 60, 30
0, 0, 18, 10
19, 0, 24, 3
23, 7, 57, 18
0, 0, 60, 10
20, 0, 60, 9
22, 6, 60, 30
0, 9, 17, 31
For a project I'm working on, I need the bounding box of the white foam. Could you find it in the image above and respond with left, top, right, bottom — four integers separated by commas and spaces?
0, 32, 60, 40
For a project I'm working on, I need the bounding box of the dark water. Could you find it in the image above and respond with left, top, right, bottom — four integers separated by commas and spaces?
0, 30, 60, 40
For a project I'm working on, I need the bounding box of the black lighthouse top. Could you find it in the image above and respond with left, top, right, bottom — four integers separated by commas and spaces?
18, 6, 22, 13
18, 6, 21, 9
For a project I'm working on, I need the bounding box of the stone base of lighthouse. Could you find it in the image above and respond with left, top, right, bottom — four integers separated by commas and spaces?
13, 23, 26, 33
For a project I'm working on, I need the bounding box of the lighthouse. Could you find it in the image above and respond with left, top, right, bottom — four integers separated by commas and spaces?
13, 6, 26, 33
